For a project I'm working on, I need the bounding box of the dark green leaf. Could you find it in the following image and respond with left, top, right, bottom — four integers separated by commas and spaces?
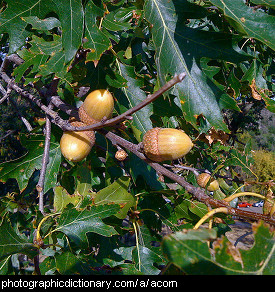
132, 245, 166, 275
144, 0, 249, 131
84, 1, 111, 62
55, 251, 91, 275
0, 215, 37, 260
209, 0, 275, 50
223, 148, 257, 178
250, 0, 275, 9
0, 134, 61, 193
117, 62, 153, 140
0, 0, 84, 62
162, 228, 220, 274
55, 204, 120, 247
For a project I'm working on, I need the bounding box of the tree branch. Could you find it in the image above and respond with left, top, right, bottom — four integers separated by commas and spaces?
1, 55, 274, 226
36, 103, 53, 215
62, 73, 186, 132
101, 129, 275, 226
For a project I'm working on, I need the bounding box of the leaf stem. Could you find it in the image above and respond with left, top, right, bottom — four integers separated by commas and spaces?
224, 192, 273, 204
133, 221, 141, 272
193, 207, 229, 230
36, 213, 60, 241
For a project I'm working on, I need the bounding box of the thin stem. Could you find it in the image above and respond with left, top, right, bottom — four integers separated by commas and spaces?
163, 164, 200, 176
224, 192, 272, 204
193, 207, 229, 230
65, 73, 186, 132
36, 105, 53, 214
133, 221, 141, 272
36, 213, 61, 241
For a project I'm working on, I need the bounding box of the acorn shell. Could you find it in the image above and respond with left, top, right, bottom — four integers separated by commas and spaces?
60, 121, 95, 162
142, 128, 193, 162
79, 89, 114, 125
196, 173, 219, 191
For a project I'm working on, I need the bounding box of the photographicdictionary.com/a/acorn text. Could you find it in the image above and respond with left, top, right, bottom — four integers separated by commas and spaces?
0, 277, 183, 290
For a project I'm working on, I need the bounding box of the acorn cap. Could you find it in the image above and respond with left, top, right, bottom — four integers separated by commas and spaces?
115, 149, 128, 161
196, 173, 219, 191
142, 128, 193, 162
78, 106, 99, 126
79, 89, 114, 125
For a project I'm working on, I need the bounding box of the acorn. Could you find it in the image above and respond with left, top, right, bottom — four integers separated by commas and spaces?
142, 128, 193, 162
79, 89, 114, 125
115, 149, 128, 161
60, 121, 95, 162
196, 173, 220, 192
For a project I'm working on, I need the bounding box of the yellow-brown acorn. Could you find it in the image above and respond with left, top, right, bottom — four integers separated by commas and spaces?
115, 149, 128, 161
196, 173, 219, 191
79, 89, 114, 125
60, 121, 95, 162
142, 128, 193, 162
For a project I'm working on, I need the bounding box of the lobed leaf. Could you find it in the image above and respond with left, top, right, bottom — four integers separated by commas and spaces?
0, 215, 37, 261
54, 204, 120, 247
0, 134, 61, 193
162, 221, 274, 274
94, 176, 135, 219
0, 0, 84, 62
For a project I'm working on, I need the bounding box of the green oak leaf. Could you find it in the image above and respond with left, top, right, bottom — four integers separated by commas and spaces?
117, 62, 153, 140
53, 186, 82, 213
0, 0, 84, 62
0, 215, 37, 261
250, 0, 275, 9
162, 221, 274, 275
94, 176, 135, 219
144, 0, 251, 132
54, 204, 120, 247
22, 16, 61, 31
209, 0, 275, 50
83, 1, 112, 62
0, 134, 61, 193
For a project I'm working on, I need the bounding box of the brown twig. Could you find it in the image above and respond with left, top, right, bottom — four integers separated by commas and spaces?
101, 129, 275, 226
36, 103, 53, 215
1, 55, 275, 226
62, 73, 186, 132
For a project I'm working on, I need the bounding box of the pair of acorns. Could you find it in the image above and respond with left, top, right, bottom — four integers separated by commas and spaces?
60, 89, 219, 191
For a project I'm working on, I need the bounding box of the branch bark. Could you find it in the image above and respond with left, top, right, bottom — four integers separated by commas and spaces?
61, 73, 186, 132
101, 129, 275, 226
1, 55, 274, 226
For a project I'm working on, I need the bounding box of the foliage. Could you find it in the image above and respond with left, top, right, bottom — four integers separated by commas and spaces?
251, 150, 275, 189
0, 0, 274, 275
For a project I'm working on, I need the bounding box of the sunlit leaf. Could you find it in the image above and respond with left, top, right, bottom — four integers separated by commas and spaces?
94, 176, 135, 219
209, 0, 275, 50
55, 204, 120, 247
